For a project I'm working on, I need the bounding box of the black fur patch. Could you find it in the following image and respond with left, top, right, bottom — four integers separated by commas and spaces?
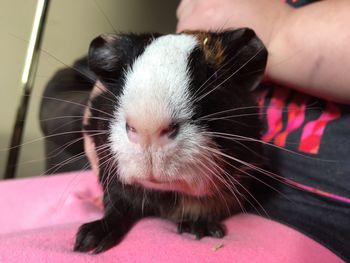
89, 33, 161, 85
186, 28, 267, 171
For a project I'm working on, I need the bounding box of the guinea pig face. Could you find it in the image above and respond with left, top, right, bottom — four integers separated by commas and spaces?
88, 30, 267, 197
110, 34, 216, 196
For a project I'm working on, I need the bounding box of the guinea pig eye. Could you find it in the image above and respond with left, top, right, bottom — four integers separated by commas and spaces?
125, 122, 136, 133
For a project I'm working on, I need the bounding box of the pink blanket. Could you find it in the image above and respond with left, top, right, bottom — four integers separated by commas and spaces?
0, 171, 343, 262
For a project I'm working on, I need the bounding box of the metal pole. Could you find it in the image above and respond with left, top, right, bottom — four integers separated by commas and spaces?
4, 0, 50, 179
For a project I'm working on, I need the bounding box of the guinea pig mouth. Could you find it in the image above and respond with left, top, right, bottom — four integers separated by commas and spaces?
135, 175, 179, 186
133, 176, 211, 196
148, 178, 167, 184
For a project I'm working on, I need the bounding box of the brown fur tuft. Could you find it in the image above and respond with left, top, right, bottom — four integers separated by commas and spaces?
183, 31, 226, 67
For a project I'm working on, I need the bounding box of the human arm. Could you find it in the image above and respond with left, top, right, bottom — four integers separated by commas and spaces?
177, 0, 350, 104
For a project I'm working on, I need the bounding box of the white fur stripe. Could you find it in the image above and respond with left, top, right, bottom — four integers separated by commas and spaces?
108, 34, 214, 196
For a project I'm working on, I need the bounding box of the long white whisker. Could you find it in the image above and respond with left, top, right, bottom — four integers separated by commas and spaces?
195, 160, 234, 216
41, 96, 115, 118
40, 115, 111, 123
198, 106, 262, 120
204, 133, 266, 160
38, 47, 120, 102
0, 130, 108, 152
191, 48, 243, 99
197, 148, 268, 216
195, 47, 264, 103
197, 144, 311, 197
46, 143, 110, 175
197, 154, 245, 215
204, 131, 335, 162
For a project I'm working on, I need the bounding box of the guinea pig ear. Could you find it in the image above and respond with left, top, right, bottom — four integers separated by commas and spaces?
197, 28, 268, 91
219, 28, 268, 91
88, 34, 127, 79
88, 33, 160, 80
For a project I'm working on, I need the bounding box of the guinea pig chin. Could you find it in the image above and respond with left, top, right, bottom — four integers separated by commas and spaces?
133, 177, 212, 197
116, 151, 212, 196
110, 136, 217, 196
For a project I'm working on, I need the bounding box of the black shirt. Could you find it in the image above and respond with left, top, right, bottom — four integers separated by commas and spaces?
254, 1, 350, 259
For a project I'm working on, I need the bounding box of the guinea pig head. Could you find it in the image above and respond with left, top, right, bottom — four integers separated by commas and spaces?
87, 29, 267, 197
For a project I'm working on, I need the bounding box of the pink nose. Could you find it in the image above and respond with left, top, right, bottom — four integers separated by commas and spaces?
126, 122, 179, 147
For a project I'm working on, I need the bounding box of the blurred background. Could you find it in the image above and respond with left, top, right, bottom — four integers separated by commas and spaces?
0, 0, 178, 179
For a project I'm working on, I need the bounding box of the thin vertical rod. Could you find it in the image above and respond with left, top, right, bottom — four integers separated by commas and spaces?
4, 0, 50, 179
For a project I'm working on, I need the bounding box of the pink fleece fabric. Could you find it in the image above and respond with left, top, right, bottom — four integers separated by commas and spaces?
0, 171, 343, 263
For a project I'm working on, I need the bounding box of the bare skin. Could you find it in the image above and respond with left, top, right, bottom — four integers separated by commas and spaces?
83, 80, 106, 176
177, 0, 350, 104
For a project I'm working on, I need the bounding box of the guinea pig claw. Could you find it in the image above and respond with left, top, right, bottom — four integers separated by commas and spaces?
207, 223, 226, 238
74, 219, 122, 253
177, 221, 192, 234
177, 221, 225, 240
74, 220, 103, 252
92, 231, 120, 254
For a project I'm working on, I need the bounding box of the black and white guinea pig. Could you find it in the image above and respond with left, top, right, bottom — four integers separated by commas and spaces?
74, 28, 268, 253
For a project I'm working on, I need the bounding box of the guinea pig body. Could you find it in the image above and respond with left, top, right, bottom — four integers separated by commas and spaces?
74, 29, 268, 253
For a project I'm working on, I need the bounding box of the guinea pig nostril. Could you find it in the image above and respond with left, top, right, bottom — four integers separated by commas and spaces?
167, 123, 180, 139
159, 123, 179, 139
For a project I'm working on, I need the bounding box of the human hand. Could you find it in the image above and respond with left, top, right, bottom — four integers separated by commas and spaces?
83, 80, 107, 176
176, 0, 291, 48
177, 0, 350, 104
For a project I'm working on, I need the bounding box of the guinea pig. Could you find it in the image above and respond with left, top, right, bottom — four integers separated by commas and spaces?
74, 28, 268, 253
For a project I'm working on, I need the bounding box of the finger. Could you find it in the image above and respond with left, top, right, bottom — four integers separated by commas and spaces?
176, 19, 201, 33
91, 80, 107, 98
177, 18, 216, 34
84, 132, 99, 176
176, 0, 194, 20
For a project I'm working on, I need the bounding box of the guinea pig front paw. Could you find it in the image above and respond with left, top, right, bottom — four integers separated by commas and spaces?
73, 219, 123, 254
177, 220, 226, 240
